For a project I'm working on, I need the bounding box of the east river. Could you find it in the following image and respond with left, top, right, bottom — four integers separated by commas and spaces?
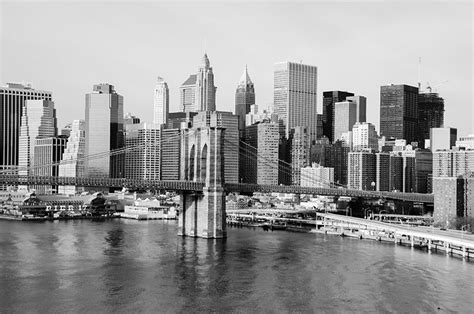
1, 220, 473, 312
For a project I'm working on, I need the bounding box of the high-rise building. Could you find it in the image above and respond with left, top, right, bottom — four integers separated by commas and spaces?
84, 83, 124, 179
243, 121, 279, 185
348, 151, 376, 190
18, 100, 57, 180
161, 128, 181, 180
352, 122, 378, 152
153, 77, 169, 125
346, 95, 367, 123
32, 136, 68, 194
193, 111, 238, 183
433, 174, 474, 226
322, 91, 354, 142
0, 83, 52, 178
433, 148, 474, 177
180, 54, 217, 113
375, 153, 391, 191
125, 123, 161, 180
380, 84, 418, 144
334, 100, 357, 142
167, 112, 197, 130
58, 120, 86, 195
274, 62, 318, 144
430, 127, 457, 152
418, 92, 444, 148
235, 66, 255, 137
300, 163, 334, 188
290, 126, 309, 185
415, 150, 433, 194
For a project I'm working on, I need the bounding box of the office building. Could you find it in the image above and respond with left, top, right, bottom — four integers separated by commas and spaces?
32, 136, 68, 194
58, 120, 86, 195
300, 163, 334, 188
352, 122, 378, 152
125, 123, 161, 180
433, 174, 474, 226
334, 100, 357, 142
415, 150, 433, 193
456, 134, 474, 149
167, 112, 197, 130
380, 84, 418, 144
180, 54, 217, 113
375, 153, 390, 191
235, 66, 255, 137
322, 91, 354, 142
161, 128, 181, 180
346, 95, 367, 123
311, 139, 350, 186
193, 111, 238, 183
348, 151, 376, 190
124, 113, 140, 126
274, 62, 318, 144
0, 83, 52, 178
18, 100, 57, 180
418, 92, 444, 148
84, 83, 124, 178
290, 126, 310, 185
430, 127, 457, 151
243, 121, 279, 185
153, 77, 169, 125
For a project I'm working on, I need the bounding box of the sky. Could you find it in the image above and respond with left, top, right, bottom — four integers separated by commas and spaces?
1, 1, 473, 136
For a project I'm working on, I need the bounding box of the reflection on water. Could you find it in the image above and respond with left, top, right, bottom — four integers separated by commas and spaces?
0, 220, 473, 312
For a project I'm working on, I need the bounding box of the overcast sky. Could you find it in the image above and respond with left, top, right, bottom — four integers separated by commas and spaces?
1, 1, 473, 136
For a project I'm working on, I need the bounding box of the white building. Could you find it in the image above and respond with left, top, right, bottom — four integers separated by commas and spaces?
352, 122, 378, 152
245, 104, 278, 127
300, 163, 334, 188
334, 100, 357, 142
430, 127, 457, 152
58, 120, 86, 195
153, 77, 169, 126
456, 134, 474, 149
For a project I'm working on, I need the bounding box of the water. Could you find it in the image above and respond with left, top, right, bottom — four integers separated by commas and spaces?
1, 220, 473, 312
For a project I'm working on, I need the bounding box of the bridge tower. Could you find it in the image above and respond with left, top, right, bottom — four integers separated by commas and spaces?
178, 126, 226, 238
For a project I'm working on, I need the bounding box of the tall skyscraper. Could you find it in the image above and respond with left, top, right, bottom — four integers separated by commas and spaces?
193, 111, 238, 183
125, 123, 161, 180
153, 77, 169, 125
346, 95, 367, 123
18, 100, 57, 180
243, 121, 279, 185
161, 128, 181, 180
352, 122, 378, 152
274, 62, 318, 144
380, 84, 419, 144
0, 83, 52, 178
334, 100, 357, 142
180, 54, 217, 113
58, 120, 86, 195
84, 83, 124, 178
235, 65, 255, 137
418, 92, 444, 148
348, 151, 376, 190
290, 126, 310, 185
322, 91, 354, 142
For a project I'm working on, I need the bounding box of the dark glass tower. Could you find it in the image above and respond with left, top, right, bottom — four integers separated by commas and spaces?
322, 91, 354, 142
380, 84, 419, 144
235, 65, 255, 137
417, 92, 444, 148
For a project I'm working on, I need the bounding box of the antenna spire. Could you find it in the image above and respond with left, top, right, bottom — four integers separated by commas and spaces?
418, 57, 422, 90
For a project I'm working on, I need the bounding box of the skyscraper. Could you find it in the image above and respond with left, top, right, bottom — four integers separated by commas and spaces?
58, 120, 85, 195
322, 91, 354, 142
84, 83, 124, 178
125, 123, 161, 180
346, 95, 367, 123
352, 122, 378, 152
180, 54, 217, 113
334, 100, 357, 142
380, 84, 419, 144
274, 62, 318, 144
18, 100, 57, 180
153, 77, 169, 125
348, 151, 376, 190
430, 127, 457, 151
161, 128, 181, 180
235, 65, 255, 137
418, 92, 444, 148
290, 126, 310, 185
0, 83, 52, 177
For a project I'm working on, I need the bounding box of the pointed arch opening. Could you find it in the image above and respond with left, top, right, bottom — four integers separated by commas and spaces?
200, 144, 208, 182
189, 145, 195, 181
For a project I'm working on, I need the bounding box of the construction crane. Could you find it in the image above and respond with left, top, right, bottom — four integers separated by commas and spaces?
425, 80, 448, 93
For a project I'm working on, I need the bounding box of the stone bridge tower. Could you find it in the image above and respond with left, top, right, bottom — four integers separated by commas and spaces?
178, 125, 226, 238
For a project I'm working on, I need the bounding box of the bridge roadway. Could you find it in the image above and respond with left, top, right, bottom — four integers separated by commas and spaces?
0, 175, 434, 203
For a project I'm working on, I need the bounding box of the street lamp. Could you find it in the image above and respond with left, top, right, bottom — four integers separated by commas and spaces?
371, 181, 376, 191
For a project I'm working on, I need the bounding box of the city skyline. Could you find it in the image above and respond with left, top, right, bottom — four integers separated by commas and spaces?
1, 2, 472, 136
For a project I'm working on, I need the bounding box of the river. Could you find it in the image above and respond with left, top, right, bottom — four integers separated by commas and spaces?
0, 219, 473, 312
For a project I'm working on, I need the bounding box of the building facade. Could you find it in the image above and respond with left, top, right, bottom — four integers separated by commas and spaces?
430, 127, 457, 152
300, 163, 334, 188
346, 95, 367, 124
274, 62, 318, 144
125, 123, 161, 180
84, 83, 124, 178
161, 128, 181, 180
334, 100, 357, 142
348, 151, 376, 190
352, 122, 378, 152
380, 84, 418, 144
322, 90, 354, 143
153, 77, 169, 126
0, 83, 52, 178
433, 148, 474, 177
418, 92, 444, 148
235, 66, 255, 137
290, 126, 310, 185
